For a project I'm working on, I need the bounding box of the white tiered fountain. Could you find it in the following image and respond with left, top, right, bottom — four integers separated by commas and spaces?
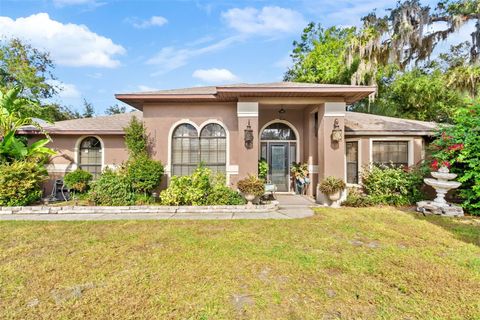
417, 166, 464, 216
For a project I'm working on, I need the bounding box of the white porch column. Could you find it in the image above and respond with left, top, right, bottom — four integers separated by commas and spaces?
237, 101, 259, 179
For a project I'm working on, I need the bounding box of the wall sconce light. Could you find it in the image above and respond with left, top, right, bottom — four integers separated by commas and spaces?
278, 107, 286, 119
244, 120, 254, 149
331, 118, 343, 142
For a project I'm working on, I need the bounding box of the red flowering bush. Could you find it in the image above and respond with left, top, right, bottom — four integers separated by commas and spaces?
430, 99, 480, 215
430, 159, 450, 171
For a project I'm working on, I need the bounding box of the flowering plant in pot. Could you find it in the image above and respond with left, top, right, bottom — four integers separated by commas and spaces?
319, 176, 346, 203
237, 175, 265, 205
290, 162, 310, 194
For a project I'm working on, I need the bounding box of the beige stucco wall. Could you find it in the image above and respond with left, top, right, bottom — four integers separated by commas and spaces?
30, 134, 128, 195
43, 134, 128, 167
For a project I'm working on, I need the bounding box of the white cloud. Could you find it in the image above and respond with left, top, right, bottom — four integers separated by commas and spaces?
147, 36, 241, 75
52, 0, 104, 8
221, 6, 306, 35
137, 85, 158, 92
127, 16, 168, 29
48, 80, 81, 99
147, 6, 305, 74
0, 13, 125, 68
192, 68, 239, 83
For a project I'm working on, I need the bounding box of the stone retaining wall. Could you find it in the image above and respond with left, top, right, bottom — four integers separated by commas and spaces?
0, 204, 278, 215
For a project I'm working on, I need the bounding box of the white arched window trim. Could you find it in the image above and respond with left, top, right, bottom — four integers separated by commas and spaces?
167, 119, 234, 184
259, 119, 301, 163
74, 135, 105, 171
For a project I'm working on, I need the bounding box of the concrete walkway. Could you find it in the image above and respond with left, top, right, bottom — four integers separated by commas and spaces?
0, 195, 317, 221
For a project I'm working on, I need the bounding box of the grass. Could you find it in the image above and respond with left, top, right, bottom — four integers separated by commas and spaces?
0, 207, 479, 319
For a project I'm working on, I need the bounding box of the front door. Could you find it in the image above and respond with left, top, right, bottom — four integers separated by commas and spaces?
269, 143, 289, 192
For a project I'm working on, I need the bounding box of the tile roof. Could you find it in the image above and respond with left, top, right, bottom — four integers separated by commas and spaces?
36, 111, 143, 134
23, 110, 436, 136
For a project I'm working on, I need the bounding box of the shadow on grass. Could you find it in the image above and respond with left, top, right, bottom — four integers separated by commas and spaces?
413, 212, 480, 247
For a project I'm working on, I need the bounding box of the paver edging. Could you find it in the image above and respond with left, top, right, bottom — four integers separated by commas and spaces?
0, 203, 278, 215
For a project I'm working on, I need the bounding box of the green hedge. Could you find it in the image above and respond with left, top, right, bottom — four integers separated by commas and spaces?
0, 161, 47, 206
64, 169, 93, 193
88, 169, 136, 206
343, 165, 425, 207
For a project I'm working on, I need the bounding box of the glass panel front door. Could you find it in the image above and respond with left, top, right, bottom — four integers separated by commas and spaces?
269, 143, 289, 192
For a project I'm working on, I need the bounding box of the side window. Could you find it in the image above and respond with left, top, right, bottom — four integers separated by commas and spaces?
372, 141, 409, 167
78, 136, 102, 179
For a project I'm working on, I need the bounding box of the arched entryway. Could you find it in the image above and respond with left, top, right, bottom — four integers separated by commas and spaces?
260, 121, 298, 192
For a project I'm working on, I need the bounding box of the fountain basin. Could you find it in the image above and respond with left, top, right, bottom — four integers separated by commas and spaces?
424, 178, 461, 189
431, 171, 457, 180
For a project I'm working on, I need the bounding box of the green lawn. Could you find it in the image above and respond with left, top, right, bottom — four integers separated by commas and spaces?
1, 208, 479, 319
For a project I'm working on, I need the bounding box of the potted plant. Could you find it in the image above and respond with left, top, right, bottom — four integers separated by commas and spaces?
290, 162, 309, 194
259, 158, 276, 198
237, 175, 265, 205
258, 158, 268, 181
319, 176, 346, 205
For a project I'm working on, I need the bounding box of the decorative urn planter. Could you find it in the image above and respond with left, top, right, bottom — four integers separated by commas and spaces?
328, 191, 341, 202
244, 194, 256, 206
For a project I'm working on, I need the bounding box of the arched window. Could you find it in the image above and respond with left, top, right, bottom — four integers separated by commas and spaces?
200, 123, 226, 174
171, 122, 228, 176
172, 123, 199, 176
78, 136, 102, 178
261, 122, 296, 140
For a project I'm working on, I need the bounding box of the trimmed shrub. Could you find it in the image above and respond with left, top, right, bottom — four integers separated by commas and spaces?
0, 161, 47, 206
126, 154, 164, 194
342, 187, 373, 207
160, 167, 243, 206
63, 169, 92, 194
361, 165, 424, 206
88, 169, 136, 206
206, 184, 245, 205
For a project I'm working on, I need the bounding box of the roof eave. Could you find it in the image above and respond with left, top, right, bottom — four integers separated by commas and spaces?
217, 86, 377, 93
18, 129, 126, 135
345, 130, 435, 136
115, 93, 220, 110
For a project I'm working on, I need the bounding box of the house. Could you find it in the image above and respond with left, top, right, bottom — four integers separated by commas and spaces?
23, 82, 437, 201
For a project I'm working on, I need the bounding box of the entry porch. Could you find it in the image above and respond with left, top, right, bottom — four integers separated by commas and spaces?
237, 99, 348, 199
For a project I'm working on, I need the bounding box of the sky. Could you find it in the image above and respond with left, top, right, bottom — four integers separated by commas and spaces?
0, 0, 476, 114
